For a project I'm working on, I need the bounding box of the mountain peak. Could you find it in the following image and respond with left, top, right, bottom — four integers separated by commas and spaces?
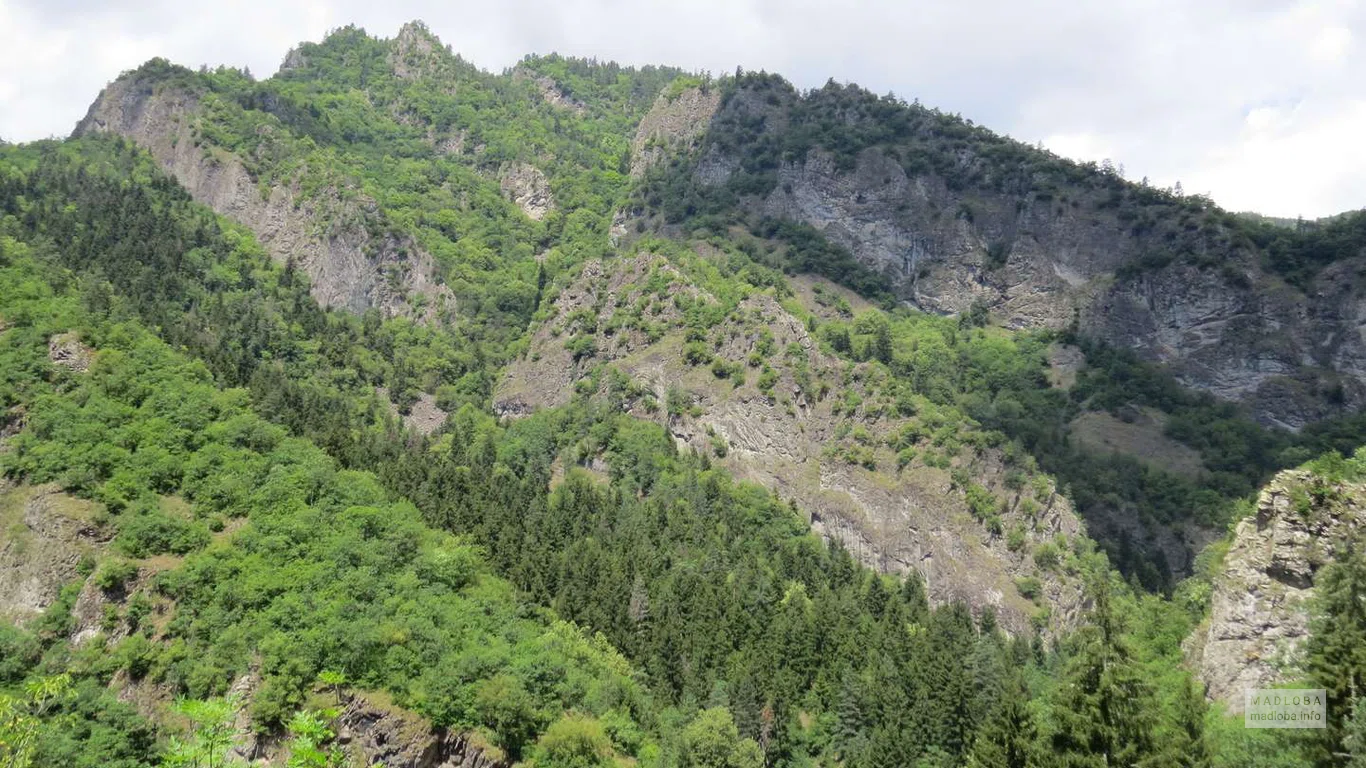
394, 19, 440, 46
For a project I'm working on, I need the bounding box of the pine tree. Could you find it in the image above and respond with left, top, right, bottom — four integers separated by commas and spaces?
863, 723, 915, 768
901, 569, 930, 625
628, 572, 652, 655
1345, 698, 1366, 768
966, 675, 1038, 768
836, 668, 868, 759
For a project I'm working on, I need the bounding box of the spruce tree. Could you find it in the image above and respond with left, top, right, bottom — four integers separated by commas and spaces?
1307, 544, 1366, 765
1050, 578, 1162, 768
1344, 698, 1366, 768
1171, 676, 1210, 768
966, 675, 1038, 768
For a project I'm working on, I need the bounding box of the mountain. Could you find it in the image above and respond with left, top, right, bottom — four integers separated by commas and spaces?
2, 18, 1366, 768
629, 74, 1366, 431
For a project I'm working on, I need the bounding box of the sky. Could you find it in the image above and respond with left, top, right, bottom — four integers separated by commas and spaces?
0, 0, 1362, 218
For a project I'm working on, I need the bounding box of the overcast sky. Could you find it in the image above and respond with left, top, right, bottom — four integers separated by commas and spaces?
1, 0, 1362, 218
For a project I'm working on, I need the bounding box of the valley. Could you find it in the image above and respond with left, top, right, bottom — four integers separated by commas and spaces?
1, 19, 1365, 768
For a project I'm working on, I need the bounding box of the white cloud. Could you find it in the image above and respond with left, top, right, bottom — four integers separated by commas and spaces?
1309, 24, 1353, 63
0, 0, 1362, 216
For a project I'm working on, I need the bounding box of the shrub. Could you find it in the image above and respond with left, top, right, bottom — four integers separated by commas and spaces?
94, 559, 139, 592
1033, 542, 1061, 570
1006, 525, 1027, 552
683, 342, 712, 365
1014, 576, 1042, 601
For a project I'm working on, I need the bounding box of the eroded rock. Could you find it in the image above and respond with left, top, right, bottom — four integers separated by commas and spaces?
336, 693, 505, 768
73, 72, 453, 321
630, 86, 722, 177
1189, 469, 1366, 712
693, 89, 1366, 428
498, 163, 555, 220
495, 255, 1088, 633
48, 331, 94, 372
0, 484, 107, 625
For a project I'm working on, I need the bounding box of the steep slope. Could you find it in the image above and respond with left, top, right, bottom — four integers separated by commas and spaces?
10, 22, 1366, 767
1188, 457, 1366, 712
0, 483, 107, 626
2, 130, 1110, 768
64, 26, 1366, 596
0, 236, 653, 766
496, 248, 1088, 632
73, 22, 681, 353
73, 63, 454, 319
634, 74, 1366, 429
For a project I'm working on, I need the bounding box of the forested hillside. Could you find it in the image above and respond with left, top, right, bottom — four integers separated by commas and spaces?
1, 19, 1365, 768
0, 133, 1237, 768
631, 72, 1366, 431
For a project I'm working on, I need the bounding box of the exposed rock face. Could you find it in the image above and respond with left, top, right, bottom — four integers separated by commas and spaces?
496, 256, 1087, 632
514, 67, 586, 114
48, 331, 94, 372
497, 162, 555, 220
0, 484, 107, 625
390, 21, 446, 80
376, 386, 449, 436
336, 694, 505, 768
630, 86, 722, 177
692, 89, 1366, 428
1086, 262, 1364, 430
1189, 469, 1366, 712
72, 73, 453, 320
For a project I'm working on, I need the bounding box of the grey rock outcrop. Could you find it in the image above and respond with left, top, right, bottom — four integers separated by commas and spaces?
48, 331, 95, 372
513, 66, 586, 114
498, 162, 555, 220
72, 71, 453, 320
495, 256, 1087, 632
630, 86, 721, 177
1188, 469, 1365, 712
0, 484, 107, 625
691, 87, 1366, 428
335, 694, 505, 768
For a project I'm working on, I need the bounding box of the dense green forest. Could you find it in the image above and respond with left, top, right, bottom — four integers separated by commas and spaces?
3, 123, 1366, 768
2, 21, 1366, 768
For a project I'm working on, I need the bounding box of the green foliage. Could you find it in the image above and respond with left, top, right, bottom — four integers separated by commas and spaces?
0, 675, 73, 768
1305, 543, 1366, 764
283, 709, 346, 768
94, 559, 139, 591
526, 713, 617, 768
1048, 579, 1168, 768
965, 675, 1039, 768
0, 249, 644, 758
163, 697, 237, 768
678, 708, 763, 768
0, 44, 1350, 768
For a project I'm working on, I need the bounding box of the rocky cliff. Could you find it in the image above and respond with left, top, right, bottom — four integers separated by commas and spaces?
495, 254, 1087, 632
335, 694, 505, 768
629, 86, 722, 178
1188, 468, 1366, 712
72, 70, 453, 320
0, 483, 107, 625
652, 80, 1366, 429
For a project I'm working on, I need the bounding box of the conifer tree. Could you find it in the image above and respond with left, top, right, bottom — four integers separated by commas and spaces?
1307, 544, 1366, 765
1049, 578, 1162, 768
1171, 676, 1210, 768
965, 675, 1038, 768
